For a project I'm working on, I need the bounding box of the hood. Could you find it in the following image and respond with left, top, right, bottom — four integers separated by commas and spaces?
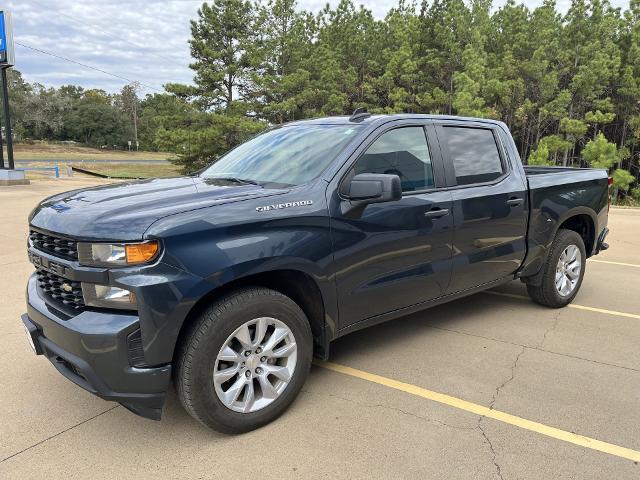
29, 176, 287, 241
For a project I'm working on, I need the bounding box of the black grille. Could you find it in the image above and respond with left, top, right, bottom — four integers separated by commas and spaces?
35, 268, 85, 310
29, 230, 78, 261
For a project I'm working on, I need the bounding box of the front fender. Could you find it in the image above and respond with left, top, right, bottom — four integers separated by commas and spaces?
142, 186, 336, 362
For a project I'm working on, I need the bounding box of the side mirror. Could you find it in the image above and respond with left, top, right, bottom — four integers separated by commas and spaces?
343, 173, 402, 204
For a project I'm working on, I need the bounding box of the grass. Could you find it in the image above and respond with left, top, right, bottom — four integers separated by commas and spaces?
20, 161, 183, 180
14, 141, 176, 161
73, 162, 183, 178
612, 197, 640, 208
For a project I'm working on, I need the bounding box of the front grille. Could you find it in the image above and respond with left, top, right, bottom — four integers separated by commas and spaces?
29, 230, 78, 261
35, 268, 85, 311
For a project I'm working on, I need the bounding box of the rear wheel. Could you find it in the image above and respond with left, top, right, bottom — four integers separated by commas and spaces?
526, 229, 586, 308
175, 287, 313, 433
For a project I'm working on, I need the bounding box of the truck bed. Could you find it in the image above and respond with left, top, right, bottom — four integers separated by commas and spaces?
524, 165, 608, 189
519, 165, 609, 278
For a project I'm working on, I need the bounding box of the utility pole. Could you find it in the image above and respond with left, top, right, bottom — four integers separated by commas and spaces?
133, 98, 138, 151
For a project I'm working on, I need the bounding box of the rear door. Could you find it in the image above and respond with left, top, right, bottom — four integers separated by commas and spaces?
435, 122, 527, 293
328, 121, 454, 328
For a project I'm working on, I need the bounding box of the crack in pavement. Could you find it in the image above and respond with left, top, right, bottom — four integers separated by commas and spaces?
427, 324, 640, 373
301, 389, 476, 432
309, 384, 510, 478
477, 420, 505, 480
490, 346, 526, 410
476, 345, 525, 480
539, 309, 563, 349
0, 405, 120, 463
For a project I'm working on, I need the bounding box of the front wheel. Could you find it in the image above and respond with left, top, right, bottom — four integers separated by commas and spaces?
175, 287, 313, 433
526, 229, 586, 308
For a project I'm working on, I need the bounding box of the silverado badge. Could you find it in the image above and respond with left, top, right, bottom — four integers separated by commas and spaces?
256, 200, 313, 212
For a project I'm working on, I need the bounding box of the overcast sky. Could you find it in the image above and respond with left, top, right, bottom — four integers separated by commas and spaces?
5, 0, 631, 95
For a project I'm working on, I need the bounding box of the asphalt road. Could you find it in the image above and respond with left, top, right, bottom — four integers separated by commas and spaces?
1, 178, 639, 479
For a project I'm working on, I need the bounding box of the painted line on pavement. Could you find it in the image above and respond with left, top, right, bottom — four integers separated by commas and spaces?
316, 361, 640, 462
588, 259, 640, 268
484, 291, 640, 320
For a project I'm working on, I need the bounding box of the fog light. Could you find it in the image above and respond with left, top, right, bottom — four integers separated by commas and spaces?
82, 284, 137, 310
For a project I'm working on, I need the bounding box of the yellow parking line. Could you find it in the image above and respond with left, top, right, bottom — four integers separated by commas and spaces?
588, 259, 640, 268
484, 291, 640, 320
316, 361, 640, 462
567, 303, 640, 320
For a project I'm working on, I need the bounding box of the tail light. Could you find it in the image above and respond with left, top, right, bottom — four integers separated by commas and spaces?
607, 177, 613, 210
608, 177, 613, 187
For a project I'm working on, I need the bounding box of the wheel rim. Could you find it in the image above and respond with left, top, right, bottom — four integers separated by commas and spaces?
555, 244, 582, 297
213, 317, 297, 413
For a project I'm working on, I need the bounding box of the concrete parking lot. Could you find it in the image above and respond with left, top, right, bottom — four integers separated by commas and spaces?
1, 179, 639, 479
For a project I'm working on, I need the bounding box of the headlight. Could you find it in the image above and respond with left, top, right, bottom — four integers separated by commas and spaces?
77, 241, 159, 267
82, 284, 137, 310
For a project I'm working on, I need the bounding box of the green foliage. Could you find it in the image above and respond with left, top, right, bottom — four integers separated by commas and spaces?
138, 93, 196, 151
559, 118, 587, 138
581, 133, 621, 170
527, 144, 551, 166
65, 94, 127, 147
156, 113, 265, 171
5, 0, 640, 191
540, 135, 573, 154
612, 168, 635, 191
187, 0, 256, 109
584, 110, 615, 126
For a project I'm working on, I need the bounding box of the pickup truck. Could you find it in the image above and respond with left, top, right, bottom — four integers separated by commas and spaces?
21, 113, 610, 433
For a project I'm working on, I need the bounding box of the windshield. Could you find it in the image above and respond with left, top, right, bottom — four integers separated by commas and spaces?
200, 124, 361, 186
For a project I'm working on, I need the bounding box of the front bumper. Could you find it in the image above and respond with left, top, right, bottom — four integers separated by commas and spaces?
23, 274, 172, 420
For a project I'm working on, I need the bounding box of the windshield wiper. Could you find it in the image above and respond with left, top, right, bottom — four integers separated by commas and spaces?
207, 176, 261, 186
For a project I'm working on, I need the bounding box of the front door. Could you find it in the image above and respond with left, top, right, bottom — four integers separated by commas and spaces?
328, 124, 454, 328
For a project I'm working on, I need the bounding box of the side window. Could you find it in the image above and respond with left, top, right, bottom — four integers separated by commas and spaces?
353, 127, 434, 192
443, 127, 504, 186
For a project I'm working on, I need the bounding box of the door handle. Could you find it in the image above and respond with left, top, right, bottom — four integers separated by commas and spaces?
424, 208, 450, 218
506, 198, 524, 207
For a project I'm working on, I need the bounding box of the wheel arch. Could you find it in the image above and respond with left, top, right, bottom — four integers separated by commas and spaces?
521, 208, 596, 287
555, 210, 596, 257
174, 268, 331, 364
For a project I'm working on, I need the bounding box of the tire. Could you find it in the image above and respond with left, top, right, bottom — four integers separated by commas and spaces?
175, 287, 313, 433
526, 229, 586, 308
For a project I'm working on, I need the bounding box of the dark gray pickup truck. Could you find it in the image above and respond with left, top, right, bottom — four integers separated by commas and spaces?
22, 113, 610, 432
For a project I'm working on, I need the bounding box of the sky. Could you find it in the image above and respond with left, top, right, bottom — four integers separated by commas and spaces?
4, 0, 631, 95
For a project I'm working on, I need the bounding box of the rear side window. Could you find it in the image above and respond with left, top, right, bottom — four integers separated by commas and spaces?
353, 127, 434, 192
443, 127, 503, 185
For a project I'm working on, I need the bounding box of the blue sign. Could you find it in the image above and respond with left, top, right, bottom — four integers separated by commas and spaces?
0, 11, 14, 66
0, 13, 6, 55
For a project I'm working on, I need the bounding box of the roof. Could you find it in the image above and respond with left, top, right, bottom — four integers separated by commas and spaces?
283, 113, 505, 128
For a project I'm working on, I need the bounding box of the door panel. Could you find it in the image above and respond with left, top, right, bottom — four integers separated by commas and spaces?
329, 191, 453, 326
447, 177, 527, 292
436, 124, 527, 293
328, 124, 453, 328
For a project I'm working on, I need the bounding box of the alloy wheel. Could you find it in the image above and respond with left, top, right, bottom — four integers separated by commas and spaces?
555, 244, 582, 297
213, 317, 297, 413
